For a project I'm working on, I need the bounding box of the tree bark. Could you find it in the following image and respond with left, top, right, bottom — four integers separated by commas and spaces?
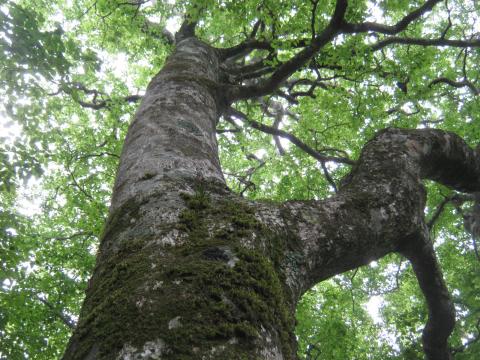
63, 36, 480, 360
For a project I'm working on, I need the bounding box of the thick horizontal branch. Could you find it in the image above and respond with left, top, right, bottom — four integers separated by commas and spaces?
257, 128, 480, 359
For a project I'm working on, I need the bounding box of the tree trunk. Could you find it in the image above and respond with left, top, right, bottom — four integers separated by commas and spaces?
63, 36, 480, 360
63, 37, 296, 360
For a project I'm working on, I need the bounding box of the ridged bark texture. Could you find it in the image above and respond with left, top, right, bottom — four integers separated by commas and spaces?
63, 35, 480, 360
63, 38, 297, 360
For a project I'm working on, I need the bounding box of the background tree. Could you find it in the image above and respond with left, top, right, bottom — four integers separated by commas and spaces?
1, 0, 480, 359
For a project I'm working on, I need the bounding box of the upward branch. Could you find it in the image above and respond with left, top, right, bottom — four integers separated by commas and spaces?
341, 0, 442, 34
224, 0, 348, 101
221, 0, 449, 103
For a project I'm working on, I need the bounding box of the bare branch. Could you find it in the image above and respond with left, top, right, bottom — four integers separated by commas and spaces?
451, 318, 480, 355
227, 107, 355, 166
77, 94, 142, 110
225, 0, 348, 101
36, 294, 76, 329
342, 0, 442, 35
372, 36, 480, 51
218, 39, 274, 60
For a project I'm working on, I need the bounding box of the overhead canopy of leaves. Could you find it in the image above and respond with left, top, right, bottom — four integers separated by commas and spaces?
0, 0, 479, 359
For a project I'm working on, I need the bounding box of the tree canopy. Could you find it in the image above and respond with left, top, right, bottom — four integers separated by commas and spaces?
1, 0, 480, 359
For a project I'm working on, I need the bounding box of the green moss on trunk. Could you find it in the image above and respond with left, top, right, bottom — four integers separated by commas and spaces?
68, 189, 296, 359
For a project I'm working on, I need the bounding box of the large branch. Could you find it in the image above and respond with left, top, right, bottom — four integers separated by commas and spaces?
342, 0, 442, 34
225, 0, 348, 101
218, 39, 274, 60
224, 0, 445, 102
255, 128, 480, 359
400, 232, 455, 360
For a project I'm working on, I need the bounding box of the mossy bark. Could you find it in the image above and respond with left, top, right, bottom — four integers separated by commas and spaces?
63, 188, 298, 359
63, 37, 298, 359
63, 33, 480, 360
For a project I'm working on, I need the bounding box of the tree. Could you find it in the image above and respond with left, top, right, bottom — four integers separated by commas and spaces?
1, 0, 480, 359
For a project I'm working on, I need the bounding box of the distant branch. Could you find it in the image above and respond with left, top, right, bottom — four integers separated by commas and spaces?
50, 82, 142, 110
225, 0, 348, 101
227, 107, 355, 166
342, 0, 442, 35
218, 39, 273, 60
36, 295, 76, 329
429, 77, 479, 96
45, 231, 95, 242
175, 17, 197, 42
142, 19, 174, 45
427, 194, 471, 230
319, 160, 338, 192
372, 37, 480, 51
310, 0, 320, 40
78, 94, 142, 110
451, 318, 480, 355
224, 153, 266, 196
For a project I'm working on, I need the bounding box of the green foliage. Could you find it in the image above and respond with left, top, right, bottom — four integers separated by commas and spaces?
1, 0, 480, 359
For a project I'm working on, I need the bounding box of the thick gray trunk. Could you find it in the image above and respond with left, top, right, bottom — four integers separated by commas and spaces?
63, 38, 297, 360
63, 36, 480, 360
110, 37, 225, 213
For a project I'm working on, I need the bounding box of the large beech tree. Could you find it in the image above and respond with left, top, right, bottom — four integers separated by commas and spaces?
1, 0, 480, 359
